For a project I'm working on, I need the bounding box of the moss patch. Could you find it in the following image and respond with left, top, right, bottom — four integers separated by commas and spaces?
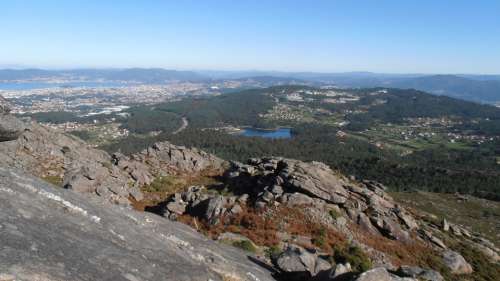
232, 240, 257, 253
42, 175, 63, 187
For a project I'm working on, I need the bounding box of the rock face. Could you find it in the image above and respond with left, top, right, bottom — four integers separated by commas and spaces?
0, 167, 274, 281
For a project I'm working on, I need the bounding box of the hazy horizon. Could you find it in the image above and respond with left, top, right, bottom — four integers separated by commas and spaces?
1, 66, 500, 77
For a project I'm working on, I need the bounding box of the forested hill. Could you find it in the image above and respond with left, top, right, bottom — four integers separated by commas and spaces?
93, 86, 500, 200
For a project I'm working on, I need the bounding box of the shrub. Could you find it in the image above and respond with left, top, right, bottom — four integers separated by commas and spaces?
312, 227, 327, 248
329, 209, 341, 219
265, 245, 282, 259
332, 245, 372, 273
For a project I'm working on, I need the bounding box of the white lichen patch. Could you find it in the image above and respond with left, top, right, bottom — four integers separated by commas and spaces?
246, 272, 261, 281
163, 233, 190, 247
110, 229, 126, 241
12, 173, 102, 224
161, 233, 206, 262
0, 187, 15, 194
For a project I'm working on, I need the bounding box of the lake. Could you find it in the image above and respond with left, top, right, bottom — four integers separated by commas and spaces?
240, 127, 292, 139
0, 81, 128, 91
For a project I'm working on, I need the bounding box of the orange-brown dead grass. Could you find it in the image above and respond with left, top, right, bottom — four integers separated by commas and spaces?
179, 204, 346, 251
350, 223, 441, 269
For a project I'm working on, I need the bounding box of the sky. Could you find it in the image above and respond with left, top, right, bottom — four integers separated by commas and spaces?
1, 0, 499, 74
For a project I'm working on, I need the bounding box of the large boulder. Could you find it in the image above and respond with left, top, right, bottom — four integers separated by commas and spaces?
0, 114, 25, 141
201, 196, 226, 224
274, 245, 331, 280
0, 97, 25, 141
0, 167, 274, 281
354, 267, 392, 281
0, 96, 13, 113
442, 250, 473, 274
279, 160, 349, 204
396, 266, 444, 281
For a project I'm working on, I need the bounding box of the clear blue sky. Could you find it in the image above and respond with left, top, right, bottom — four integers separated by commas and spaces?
1, 0, 499, 74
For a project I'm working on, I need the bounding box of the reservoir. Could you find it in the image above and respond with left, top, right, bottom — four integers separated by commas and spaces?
240, 127, 292, 139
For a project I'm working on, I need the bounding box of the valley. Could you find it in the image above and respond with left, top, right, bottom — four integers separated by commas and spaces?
40, 85, 498, 201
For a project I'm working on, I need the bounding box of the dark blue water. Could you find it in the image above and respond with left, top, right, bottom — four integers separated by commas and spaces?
240, 128, 292, 139
0, 81, 128, 90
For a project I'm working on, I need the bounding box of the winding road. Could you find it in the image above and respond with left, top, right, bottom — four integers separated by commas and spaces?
172, 117, 188, 134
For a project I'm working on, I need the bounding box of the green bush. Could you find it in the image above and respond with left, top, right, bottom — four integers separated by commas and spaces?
312, 227, 327, 248
329, 209, 341, 219
332, 245, 372, 273
265, 245, 282, 259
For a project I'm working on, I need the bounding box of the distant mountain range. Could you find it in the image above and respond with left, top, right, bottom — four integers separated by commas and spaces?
1, 68, 499, 104
288, 73, 500, 104
381, 75, 500, 104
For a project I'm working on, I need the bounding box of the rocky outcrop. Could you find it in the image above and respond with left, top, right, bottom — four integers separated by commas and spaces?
0, 116, 226, 206
224, 158, 416, 244
0, 167, 274, 281
132, 141, 227, 175
0, 122, 140, 205
154, 155, 500, 280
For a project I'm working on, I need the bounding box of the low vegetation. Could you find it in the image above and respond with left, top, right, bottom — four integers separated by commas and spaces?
451, 242, 500, 281
391, 191, 500, 247
232, 240, 257, 253
141, 175, 187, 194
331, 244, 372, 273
41, 175, 63, 187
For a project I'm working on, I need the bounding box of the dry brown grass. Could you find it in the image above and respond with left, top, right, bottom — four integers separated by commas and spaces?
350, 223, 444, 269
178, 204, 346, 251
